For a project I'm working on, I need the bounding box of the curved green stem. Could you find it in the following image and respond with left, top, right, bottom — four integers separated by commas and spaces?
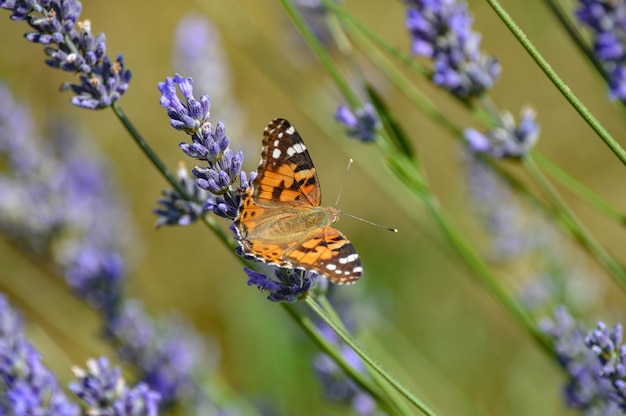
304, 297, 438, 416
316, 294, 416, 416
485, 0, 626, 166
281, 302, 404, 416
532, 152, 626, 225
524, 155, 626, 291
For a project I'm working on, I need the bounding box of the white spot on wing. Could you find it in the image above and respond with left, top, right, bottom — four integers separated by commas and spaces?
272, 148, 281, 159
274, 139, 279, 147
353, 266, 363, 274
286, 126, 295, 134
326, 264, 337, 271
339, 254, 359, 264
286, 143, 306, 157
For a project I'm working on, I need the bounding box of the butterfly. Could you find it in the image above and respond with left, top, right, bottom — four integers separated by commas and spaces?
233, 118, 362, 284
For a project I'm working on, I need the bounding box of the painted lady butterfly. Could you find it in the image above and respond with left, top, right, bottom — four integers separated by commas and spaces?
234, 118, 362, 284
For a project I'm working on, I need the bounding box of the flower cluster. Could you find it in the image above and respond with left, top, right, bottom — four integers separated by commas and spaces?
541, 306, 620, 414
70, 357, 161, 416
154, 162, 212, 227
335, 104, 380, 142
243, 266, 319, 302
158, 74, 251, 221
585, 321, 626, 410
576, 0, 626, 101
464, 107, 539, 158
405, 0, 501, 99
0, 0, 131, 109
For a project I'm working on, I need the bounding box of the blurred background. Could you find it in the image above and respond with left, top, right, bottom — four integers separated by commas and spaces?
1, 0, 626, 414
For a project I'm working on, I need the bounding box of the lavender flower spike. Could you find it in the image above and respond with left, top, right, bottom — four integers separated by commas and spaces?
464, 107, 539, 158
335, 103, 380, 142
586, 321, 626, 411
576, 0, 626, 101
70, 356, 161, 416
405, 0, 501, 99
0, 293, 80, 415
0, 0, 131, 109
158, 74, 251, 219
540, 306, 620, 414
154, 161, 211, 227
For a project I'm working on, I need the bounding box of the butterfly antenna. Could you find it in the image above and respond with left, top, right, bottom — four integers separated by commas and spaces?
341, 211, 398, 232
335, 159, 398, 233
334, 158, 353, 209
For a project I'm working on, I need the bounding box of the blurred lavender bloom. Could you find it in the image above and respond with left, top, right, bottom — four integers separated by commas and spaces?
107, 300, 216, 409
0, 0, 131, 109
154, 162, 212, 227
335, 104, 380, 142
158, 74, 251, 220
70, 356, 161, 416
585, 321, 626, 410
576, 0, 626, 101
465, 107, 539, 158
243, 266, 318, 302
405, 0, 500, 99
173, 15, 244, 131
540, 306, 620, 415
0, 294, 80, 416
0, 83, 132, 320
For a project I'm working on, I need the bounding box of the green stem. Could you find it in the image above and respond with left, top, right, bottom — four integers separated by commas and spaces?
415, 190, 552, 357
316, 294, 416, 416
279, 0, 360, 108
304, 297, 438, 416
484, 0, 626, 166
532, 152, 626, 225
524, 155, 626, 291
281, 302, 403, 416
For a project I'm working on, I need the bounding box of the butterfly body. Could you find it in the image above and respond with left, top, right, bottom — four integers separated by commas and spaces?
234, 118, 362, 285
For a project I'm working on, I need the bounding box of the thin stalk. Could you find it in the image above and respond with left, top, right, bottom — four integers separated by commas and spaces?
304, 297, 438, 416
484, 0, 626, 166
532, 152, 626, 225
316, 294, 416, 416
281, 302, 404, 416
524, 155, 626, 291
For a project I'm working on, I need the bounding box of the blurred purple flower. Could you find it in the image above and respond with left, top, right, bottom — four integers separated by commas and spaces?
107, 300, 216, 409
70, 356, 161, 416
0, 82, 133, 320
541, 306, 620, 414
465, 107, 539, 158
158, 74, 252, 220
585, 321, 626, 411
335, 104, 380, 142
0, 0, 131, 109
405, 0, 500, 99
154, 162, 212, 227
0, 293, 80, 416
243, 266, 318, 302
576, 0, 626, 101
172, 15, 245, 130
